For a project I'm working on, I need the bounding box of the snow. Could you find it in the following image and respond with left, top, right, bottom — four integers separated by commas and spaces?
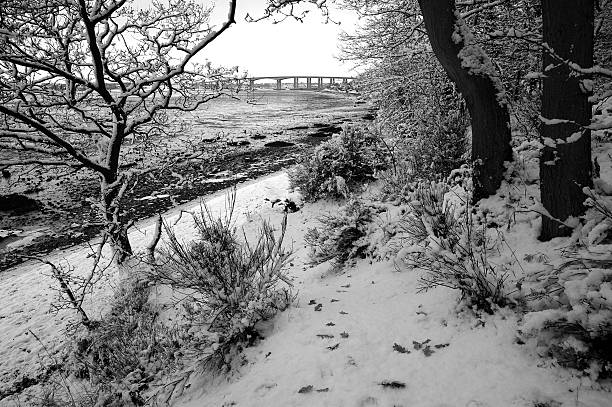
172, 196, 611, 407
3, 151, 612, 405
0, 172, 291, 402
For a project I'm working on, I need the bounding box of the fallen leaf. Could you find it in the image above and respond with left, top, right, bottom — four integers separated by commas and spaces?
298, 385, 313, 394
379, 380, 406, 389
422, 346, 434, 357
326, 322, 336, 326
327, 343, 340, 350
308, 300, 317, 305
433, 343, 449, 349
314, 304, 323, 311
330, 298, 340, 302
316, 334, 334, 339
340, 332, 349, 338
316, 388, 329, 393
393, 343, 410, 354
339, 311, 349, 315
413, 339, 431, 350
341, 284, 351, 288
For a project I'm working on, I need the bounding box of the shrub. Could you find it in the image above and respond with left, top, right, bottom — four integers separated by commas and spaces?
305, 198, 380, 268
520, 191, 612, 379
150, 191, 294, 343
397, 181, 512, 314
522, 261, 612, 378
378, 111, 469, 202
67, 276, 184, 406
289, 125, 388, 201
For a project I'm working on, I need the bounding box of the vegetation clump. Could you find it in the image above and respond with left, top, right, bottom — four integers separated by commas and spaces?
289, 125, 388, 202
304, 198, 379, 268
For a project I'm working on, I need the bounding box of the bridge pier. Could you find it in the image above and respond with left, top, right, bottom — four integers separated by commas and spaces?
276, 79, 282, 90
306, 77, 312, 89
342, 78, 348, 85
329, 77, 335, 86
318, 77, 323, 89
249, 78, 255, 91
293, 77, 299, 89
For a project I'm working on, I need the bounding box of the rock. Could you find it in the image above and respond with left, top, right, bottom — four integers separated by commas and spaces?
250, 134, 267, 140
264, 141, 295, 148
362, 112, 376, 121
0, 194, 40, 214
227, 140, 251, 147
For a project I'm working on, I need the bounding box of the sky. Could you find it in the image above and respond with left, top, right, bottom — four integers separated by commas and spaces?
195, 0, 359, 77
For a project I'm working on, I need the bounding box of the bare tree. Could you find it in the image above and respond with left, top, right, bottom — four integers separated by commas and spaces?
0, 0, 238, 262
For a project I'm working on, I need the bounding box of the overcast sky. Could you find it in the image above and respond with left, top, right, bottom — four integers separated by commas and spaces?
198, 0, 359, 77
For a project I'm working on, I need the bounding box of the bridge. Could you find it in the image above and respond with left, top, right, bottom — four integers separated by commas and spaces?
198, 75, 356, 91
247, 75, 356, 90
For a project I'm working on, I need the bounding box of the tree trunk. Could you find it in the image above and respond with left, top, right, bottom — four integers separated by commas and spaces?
101, 174, 132, 264
417, 0, 512, 200
539, 0, 594, 240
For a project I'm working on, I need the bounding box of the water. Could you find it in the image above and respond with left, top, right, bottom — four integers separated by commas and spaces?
174, 89, 363, 136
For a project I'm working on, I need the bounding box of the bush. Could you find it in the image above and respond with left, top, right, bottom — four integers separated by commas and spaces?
520, 191, 612, 379
522, 262, 612, 378
67, 276, 183, 406
150, 191, 294, 342
397, 181, 512, 314
289, 125, 388, 201
305, 198, 380, 268
379, 111, 469, 202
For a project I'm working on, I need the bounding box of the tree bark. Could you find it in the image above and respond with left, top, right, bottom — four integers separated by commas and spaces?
539, 0, 594, 240
101, 173, 132, 264
417, 0, 512, 200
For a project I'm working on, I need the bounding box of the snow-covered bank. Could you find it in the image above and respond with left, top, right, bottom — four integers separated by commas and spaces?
172, 198, 612, 407
0, 172, 293, 403
2, 167, 612, 406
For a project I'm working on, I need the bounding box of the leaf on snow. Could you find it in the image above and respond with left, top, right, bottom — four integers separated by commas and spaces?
316, 388, 330, 393
314, 304, 323, 311
412, 339, 431, 350
379, 380, 406, 389
326, 322, 336, 326
298, 385, 314, 394
422, 346, 435, 357
317, 334, 334, 339
327, 343, 340, 350
393, 343, 410, 354
340, 331, 349, 338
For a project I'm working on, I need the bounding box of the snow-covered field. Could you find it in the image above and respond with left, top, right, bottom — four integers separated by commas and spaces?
2, 166, 612, 406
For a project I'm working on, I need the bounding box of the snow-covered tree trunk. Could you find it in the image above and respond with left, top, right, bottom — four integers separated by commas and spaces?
417, 0, 512, 201
539, 0, 594, 240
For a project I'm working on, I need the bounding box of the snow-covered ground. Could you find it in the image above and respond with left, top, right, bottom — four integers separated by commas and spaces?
2, 168, 612, 406
0, 173, 292, 404
173, 193, 612, 407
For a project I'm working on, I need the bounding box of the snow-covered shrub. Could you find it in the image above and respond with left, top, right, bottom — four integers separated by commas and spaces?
580, 186, 612, 246
67, 275, 183, 406
305, 198, 381, 268
521, 261, 612, 378
151, 194, 294, 342
378, 111, 468, 202
398, 181, 512, 313
289, 125, 388, 201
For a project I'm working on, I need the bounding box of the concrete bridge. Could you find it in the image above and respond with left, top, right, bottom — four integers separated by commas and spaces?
248, 75, 355, 90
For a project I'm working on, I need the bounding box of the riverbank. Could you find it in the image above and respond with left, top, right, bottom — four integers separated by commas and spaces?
0, 91, 373, 271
